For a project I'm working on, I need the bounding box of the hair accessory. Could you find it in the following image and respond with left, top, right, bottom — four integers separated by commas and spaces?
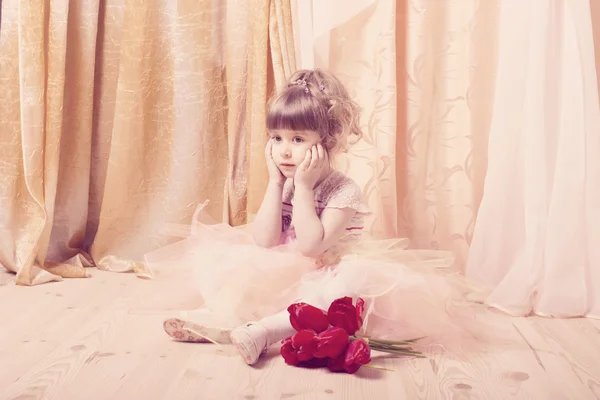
319, 85, 325, 91
294, 79, 310, 93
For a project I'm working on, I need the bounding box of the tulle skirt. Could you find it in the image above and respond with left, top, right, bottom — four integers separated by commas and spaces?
144, 204, 512, 356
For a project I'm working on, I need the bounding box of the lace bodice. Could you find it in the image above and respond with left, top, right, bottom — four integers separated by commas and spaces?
280, 170, 371, 265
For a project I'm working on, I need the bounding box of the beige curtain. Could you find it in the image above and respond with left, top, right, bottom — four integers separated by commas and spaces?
0, 0, 294, 285
292, 0, 499, 269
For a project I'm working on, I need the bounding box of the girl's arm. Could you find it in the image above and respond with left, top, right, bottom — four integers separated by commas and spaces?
292, 144, 357, 257
293, 185, 356, 257
252, 140, 287, 248
251, 181, 285, 248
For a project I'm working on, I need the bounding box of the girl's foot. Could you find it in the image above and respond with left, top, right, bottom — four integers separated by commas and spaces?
163, 311, 232, 344
230, 323, 268, 365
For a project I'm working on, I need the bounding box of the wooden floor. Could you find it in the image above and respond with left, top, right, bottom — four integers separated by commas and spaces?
1, 268, 600, 400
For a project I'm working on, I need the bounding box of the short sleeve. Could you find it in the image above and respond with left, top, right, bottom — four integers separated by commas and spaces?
324, 180, 372, 216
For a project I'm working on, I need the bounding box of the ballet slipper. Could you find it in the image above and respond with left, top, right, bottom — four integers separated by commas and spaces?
229, 323, 268, 365
163, 318, 231, 344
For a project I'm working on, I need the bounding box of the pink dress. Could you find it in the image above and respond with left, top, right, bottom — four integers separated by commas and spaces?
145, 171, 506, 355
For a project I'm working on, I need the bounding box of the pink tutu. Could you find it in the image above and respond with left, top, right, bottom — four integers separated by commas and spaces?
144, 204, 513, 357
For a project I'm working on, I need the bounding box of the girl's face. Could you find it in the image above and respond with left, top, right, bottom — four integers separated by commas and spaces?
269, 129, 322, 178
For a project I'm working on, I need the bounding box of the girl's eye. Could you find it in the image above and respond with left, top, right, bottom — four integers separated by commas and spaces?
272, 136, 282, 142
293, 137, 304, 143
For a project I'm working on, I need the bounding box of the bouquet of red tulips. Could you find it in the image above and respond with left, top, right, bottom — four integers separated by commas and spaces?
280, 296, 424, 374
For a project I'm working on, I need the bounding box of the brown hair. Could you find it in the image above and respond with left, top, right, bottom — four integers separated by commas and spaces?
266, 69, 362, 153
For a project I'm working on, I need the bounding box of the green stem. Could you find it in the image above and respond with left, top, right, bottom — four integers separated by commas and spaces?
369, 343, 423, 354
369, 342, 418, 349
349, 336, 427, 358
372, 348, 426, 358
364, 337, 425, 345
370, 343, 418, 352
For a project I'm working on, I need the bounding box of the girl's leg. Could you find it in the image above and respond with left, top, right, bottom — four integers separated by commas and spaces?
230, 291, 335, 365
230, 308, 294, 365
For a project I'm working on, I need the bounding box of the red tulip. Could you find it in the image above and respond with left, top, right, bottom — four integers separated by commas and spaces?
327, 297, 364, 335
288, 302, 330, 333
280, 330, 318, 366
297, 357, 329, 369
343, 339, 371, 373
327, 339, 371, 374
326, 353, 346, 373
313, 327, 350, 359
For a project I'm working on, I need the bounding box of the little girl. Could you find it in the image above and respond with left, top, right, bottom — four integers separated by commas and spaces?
146, 69, 498, 366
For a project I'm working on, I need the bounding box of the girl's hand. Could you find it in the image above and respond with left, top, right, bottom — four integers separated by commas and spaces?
265, 140, 286, 185
294, 144, 328, 190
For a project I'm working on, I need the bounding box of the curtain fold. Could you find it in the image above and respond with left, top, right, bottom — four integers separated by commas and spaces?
47, 0, 100, 277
